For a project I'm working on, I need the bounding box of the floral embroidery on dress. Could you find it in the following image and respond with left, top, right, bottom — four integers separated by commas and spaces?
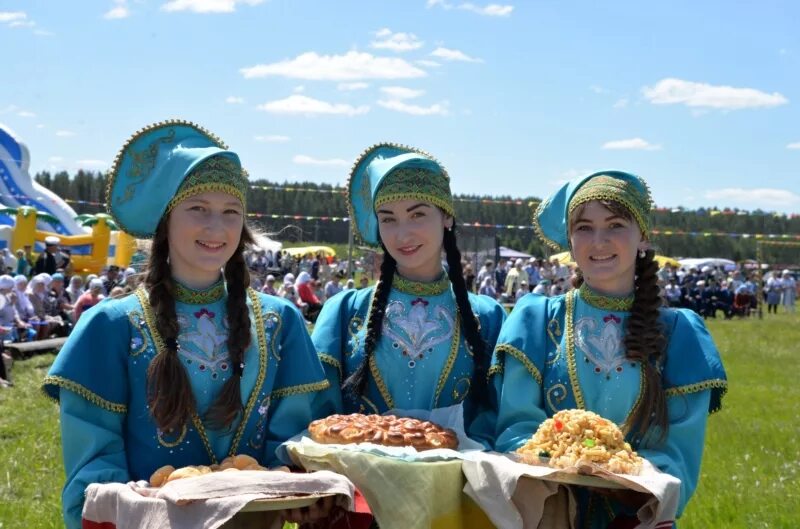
176, 308, 230, 378
574, 314, 627, 379
382, 297, 455, 368
248, 395, 271, 450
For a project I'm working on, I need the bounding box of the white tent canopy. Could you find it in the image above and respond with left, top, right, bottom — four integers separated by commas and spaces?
498, 246, 533, 260
678, 257, 737, 271
251, 233, 282, 253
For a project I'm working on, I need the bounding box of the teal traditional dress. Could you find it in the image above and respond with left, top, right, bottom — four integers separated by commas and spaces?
492, 286, 727, 528
311, 274, 506, 445
43, 281, 330, 529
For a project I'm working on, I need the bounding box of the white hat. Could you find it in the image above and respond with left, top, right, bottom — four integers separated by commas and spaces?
515, 258, 524, 266
266, 274, 275, 282
0, 275, 14, 289
89, 278, 104, 290
44, 236, 60, 245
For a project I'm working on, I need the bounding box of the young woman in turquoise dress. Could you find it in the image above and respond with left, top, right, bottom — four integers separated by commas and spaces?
491, 171, 727, 528
43, 121, 330, 529
311, 143, 506, 444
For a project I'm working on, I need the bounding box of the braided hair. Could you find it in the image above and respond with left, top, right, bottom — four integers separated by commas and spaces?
145, 216, 254, 433
570, 200, 668, 443
342, 223, 489, 409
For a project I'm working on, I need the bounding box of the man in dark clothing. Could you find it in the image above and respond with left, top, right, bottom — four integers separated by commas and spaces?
34, 236, 60, 275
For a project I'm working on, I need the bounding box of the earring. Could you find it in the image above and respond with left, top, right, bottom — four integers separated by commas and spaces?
638, 249, 646, 259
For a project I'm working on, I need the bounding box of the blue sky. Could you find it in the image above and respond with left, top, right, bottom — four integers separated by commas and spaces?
2, 0, 799, 212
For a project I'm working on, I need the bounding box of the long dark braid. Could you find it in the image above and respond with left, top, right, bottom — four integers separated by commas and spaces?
204, 226, 254, 429
569, 200, 668, 443
145, 219, 196, 433
624, 248, 668, 442
341, 246, 396, 401
443, 226, 489, 407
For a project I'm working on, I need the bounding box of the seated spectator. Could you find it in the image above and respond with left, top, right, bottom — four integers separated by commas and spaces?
515, 281, 529, 302
13, 275, 35, 323
478, 277, 497, 299
261, 274, 278, 296
732, 284, 752, 317
664, 280, 682, 307
296, 271, 322, 323
532, 279, 550, 296
27, 274, 61, 339
46, 272, 72, 337
65, 275, 84, 307
74, 279, 105, 322
344, 278, 356, 290
324, 272, 344, 301
0, 274, 34, 343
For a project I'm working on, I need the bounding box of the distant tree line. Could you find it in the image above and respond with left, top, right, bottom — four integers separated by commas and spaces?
32, 170, 800, 264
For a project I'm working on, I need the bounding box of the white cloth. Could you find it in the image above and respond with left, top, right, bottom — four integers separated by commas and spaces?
462, 452, 680, 529
82, 470, 355, 529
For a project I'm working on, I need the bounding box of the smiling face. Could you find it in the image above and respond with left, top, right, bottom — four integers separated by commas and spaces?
569, 200, 646, 296
167, 190, 244, 288
376, 199, 453, 282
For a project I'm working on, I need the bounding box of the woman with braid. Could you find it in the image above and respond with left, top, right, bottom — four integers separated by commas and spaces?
43, 121, 330, 529
492, 171, 727, 527
312, 143, 506, 445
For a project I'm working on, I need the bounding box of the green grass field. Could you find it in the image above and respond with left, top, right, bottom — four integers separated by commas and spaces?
1, 312, 798, 528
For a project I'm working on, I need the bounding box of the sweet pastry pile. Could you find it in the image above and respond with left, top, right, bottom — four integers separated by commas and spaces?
149, 454, 268, 487
308, 413, 459, 451
516, 409, 643, 475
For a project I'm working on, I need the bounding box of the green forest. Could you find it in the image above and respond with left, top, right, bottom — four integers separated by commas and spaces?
32, 170, 800, 266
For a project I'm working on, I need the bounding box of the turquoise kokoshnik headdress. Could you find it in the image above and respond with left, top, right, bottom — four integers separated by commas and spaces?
347, 142, 455, 246
106, 119, 249, 238
533, 170, 653, 252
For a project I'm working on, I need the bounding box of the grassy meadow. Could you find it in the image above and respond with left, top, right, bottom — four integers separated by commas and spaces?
1, 312, 798, 528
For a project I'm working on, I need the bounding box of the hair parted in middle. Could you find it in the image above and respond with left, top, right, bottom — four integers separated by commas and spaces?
144, 214, 255, 433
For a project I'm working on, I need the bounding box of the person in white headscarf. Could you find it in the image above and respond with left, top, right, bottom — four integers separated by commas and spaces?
478, 276, 497, 299
0, 274, 34, 344
65, 276, 84, 305
1, 249, 16, 274
781, 270, 797, 313
13, 275, 35, 323
295, 271, 322, 323
73, 279, 105, 323
27, 273, 63, 339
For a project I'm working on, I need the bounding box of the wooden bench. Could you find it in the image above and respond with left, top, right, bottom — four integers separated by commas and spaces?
4, 337, 68, 359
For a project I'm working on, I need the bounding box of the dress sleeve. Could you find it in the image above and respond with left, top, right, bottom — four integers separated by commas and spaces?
492, 294, 553, 452
465, 294, 508, 447
310, 290, 361, 415
264, 298, 333, 464
59, 390, 129, 529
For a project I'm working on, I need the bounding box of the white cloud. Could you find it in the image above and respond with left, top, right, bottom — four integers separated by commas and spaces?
225, 96, 245, 104
602, 138, 661, 151
104, 2, 130, 19
77, 159, 109, 168
34, 29, 54, 37
378, 99, 449, 116
9, 20, 35, 28
787, 142, 800, 150
293, 85, 305, 93
161, 0, 264, 14
337, 82, 370, 91
704, 188, 800, 208
430, 47, 482, 63
458, 3, 513, 16
380, 86, 425, 99
48, 156, 64, 163
17, 110, 36, 118
613, 98, 628, 109
55, 130, 76, 137
36, 124, 45, 129
0, 12, 27, 23
254, 135, 290, 143
292, 155, 349, 167
370, 28, 423, 52
779, 48, 788, 55
642, 78, 788, 110
427, 1, 513, 16
590, 85, 608, 94
241, 51, 427, 81
257, 95, 369, 116
416, 59, 441, 68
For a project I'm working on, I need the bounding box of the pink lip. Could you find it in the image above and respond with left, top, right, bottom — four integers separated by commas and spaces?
397, 245, 421, 256
196, 241, 225, 253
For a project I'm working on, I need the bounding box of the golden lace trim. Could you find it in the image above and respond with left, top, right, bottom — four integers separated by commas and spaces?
393, 273, 450, 297
532, 196, 562, 251
486, 364, 503, 380
127, 310, 148, 356
623, 364, 645, 429
374, 192, 455, 218
545, 318, 563, 366
545, 383, 568, 414
319, 353, 342, 380
42, 375, 127, 413
346, 141, 450, 245
369, 353, 395, 410
567, 175, 653, 237
167, 182, 246, 216
106, 119, 228, 239
451, 377, 471, 403
434, 311, 462, 406
190, 412, 217, 464
157, 423, 188, 448
359, 395, 380, 414
565, 290, 586, 409
229, 290, 270, 456
666, 378, 728, 414
578, 284, 634, 312
174, 279, 225, 305
271, 380, 330, 400
495, 344, 542, 386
